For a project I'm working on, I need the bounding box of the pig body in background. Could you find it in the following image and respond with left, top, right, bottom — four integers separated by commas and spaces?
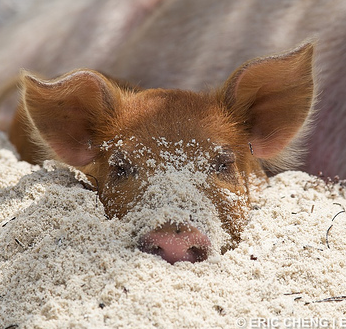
111, 0, 346, 179
0, 0, 162, 130
9, 44, 314, 263
2, 0, 343, 177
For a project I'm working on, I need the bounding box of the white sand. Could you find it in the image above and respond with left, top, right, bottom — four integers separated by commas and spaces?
1, 131, 346, 328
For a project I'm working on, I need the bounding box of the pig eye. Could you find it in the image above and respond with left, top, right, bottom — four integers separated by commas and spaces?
212, 150, 236, 174
109, 153, 137, 180
115, 162, 131, 178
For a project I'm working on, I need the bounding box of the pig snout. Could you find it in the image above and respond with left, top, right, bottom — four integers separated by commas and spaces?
138, 222, 211, 264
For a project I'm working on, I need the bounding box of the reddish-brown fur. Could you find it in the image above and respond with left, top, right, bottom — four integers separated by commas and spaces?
9, 43, 315, 255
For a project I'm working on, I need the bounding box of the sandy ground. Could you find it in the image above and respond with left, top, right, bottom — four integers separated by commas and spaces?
1, 131, 346, 328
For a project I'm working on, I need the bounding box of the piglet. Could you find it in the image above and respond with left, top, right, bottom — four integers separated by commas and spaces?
9, 43, 315, 264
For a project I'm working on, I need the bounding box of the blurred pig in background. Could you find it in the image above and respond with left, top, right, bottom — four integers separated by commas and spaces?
0, 0, 345, 178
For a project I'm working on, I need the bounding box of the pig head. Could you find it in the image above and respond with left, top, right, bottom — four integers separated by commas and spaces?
10, 43, 315, 264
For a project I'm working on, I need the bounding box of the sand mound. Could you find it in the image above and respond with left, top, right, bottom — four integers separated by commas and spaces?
1, 131, 346, 328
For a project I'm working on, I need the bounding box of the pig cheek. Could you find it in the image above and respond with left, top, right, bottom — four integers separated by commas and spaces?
207, 180, 250, 250
219, 197, 249, 250
99, 177, 145, 220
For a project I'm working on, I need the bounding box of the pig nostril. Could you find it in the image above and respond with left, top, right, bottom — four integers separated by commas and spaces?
138, 240, 160, 254
149, 245, 163, 256
188, 246, 208, 262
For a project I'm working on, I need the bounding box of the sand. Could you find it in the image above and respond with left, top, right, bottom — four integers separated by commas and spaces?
1, 131, 346, 329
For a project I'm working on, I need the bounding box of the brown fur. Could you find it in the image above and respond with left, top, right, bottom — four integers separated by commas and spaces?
9, 43, 315, 249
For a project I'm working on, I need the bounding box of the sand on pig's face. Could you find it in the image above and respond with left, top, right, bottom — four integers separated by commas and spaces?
87, 135, 251, 252
1, 131, 346, 328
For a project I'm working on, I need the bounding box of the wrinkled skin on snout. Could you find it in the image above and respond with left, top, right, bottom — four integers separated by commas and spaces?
9, 43, 315, 264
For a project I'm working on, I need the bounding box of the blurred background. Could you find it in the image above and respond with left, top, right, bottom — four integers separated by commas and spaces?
0, 0, 345, 178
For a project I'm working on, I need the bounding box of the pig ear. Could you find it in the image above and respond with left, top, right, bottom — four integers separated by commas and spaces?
222, 43, 315, 163
22, 69, 119, 166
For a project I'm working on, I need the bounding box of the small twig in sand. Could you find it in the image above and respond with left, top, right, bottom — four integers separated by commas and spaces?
2, 216, 16, 227
248, 142, 254, 155
5, 325, 19, 329
284, 292, 303, 302
284, 292, 302, 296
326, 203, 346, 249
305, 295, 346, 305
14, 238, 25, 248
214, 305, 226, 316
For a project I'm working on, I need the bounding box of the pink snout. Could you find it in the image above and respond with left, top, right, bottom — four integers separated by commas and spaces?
138, 222, 211, 264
